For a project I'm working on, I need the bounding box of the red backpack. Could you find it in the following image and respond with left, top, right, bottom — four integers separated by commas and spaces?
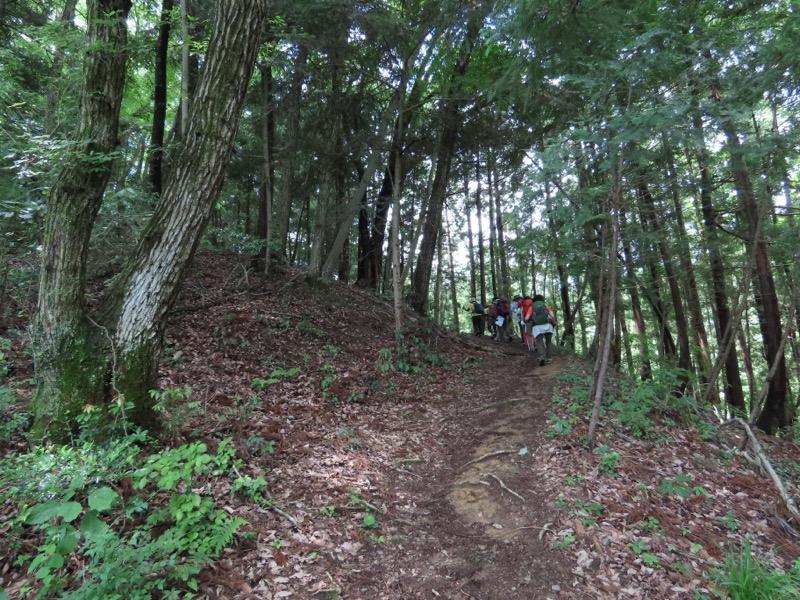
521, 297, 533, 321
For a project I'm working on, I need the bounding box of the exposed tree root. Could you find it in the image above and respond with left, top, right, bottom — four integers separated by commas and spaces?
461, 450, 515, 468
487, 473, 525, 503
723, 417, 800, 522
469, 398, 525, 414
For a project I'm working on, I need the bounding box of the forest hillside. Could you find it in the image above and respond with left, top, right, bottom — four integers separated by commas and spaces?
2, 252, 799, 599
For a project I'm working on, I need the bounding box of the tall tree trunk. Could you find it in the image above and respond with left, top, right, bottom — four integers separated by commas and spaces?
739, 325, 757, 404
489, 154, 510, 299
634, 203, 677, 359
475, 155, 488, 304
620, 210, 652, 380
487, 165, 499, 299
465, 173, 476, 299
391, 118, 404, 338
665, 141, 716, 401
179, 0, 189, 137
255, 61, 275, 273
275, 46, 308, 259
31, 0, 133, 440
545, 180, 574, 346
409, 7, 486, 314
444, 209, 460, 332
723, 124, 789, 433
693, 113, 745, 410
104, 0, 267, 432
434, 233, 443, 324
637, 179, 692, 389
44, 0, 78, 135
588, 178, 621, 450
147, 0, 173, 196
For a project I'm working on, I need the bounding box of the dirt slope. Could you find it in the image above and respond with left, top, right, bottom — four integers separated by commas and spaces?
160, 254, 575, 599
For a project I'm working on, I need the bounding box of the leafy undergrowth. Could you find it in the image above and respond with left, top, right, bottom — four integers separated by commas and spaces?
542, 367, 800, 599
0, 252, 493, 599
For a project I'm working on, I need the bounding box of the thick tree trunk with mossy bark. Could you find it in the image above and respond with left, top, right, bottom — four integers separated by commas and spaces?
31, 0, 132, 440
32, 0, 268, 441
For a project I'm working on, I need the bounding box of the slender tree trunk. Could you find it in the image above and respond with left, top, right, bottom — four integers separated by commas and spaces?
275, 46, 308, 259
739, 325, 756, 404
444, 210, 460, 332
475, 156, 487, 304
44, 0, 79, 135
723, 124, 789, 432
391, 123, 404, 338
409, 7, 486, 314
179, 0, 189, 137
634, 204, 677, 359
465, 173, 476, 299
620, 210, 652, 380
637, 179, 692, 389
434, 234, 443, 324
693, 113, 745, 410
487, 166, 499, 299
545, 180, 574, 346
31, 0, 133, 440
588, 182, 620, 450
255, 61, 275, 273
619, 296, 634, 375
665, 142, 716, 401
489, 154, 510, 299
147, 0, 173, 196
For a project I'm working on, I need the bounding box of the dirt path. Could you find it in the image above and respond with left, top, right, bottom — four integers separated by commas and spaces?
341, 343, 574, 599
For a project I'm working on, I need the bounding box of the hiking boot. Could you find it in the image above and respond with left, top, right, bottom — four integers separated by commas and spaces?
538, 355, 546, 367
545, 358, 553, 364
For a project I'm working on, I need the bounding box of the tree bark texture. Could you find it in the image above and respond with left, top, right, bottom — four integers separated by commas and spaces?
107, 0, 268, 430
32, 0, 133, 439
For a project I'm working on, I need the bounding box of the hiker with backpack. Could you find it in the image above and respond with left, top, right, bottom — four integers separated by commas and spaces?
493, 296, 512, 343
520, 294, 535, 351
511, 295, 526, 343
486, 300, 497, 339
464, 297, 485, 337
531, 294, 556, 365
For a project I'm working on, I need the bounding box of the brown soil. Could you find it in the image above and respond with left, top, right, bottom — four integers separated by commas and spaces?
341, 350, 574, 600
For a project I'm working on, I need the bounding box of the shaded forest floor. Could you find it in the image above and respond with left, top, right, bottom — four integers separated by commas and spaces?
2, 252, 800, 599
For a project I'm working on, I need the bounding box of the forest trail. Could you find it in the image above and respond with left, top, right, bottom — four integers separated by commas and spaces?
6, 255, 799, 600
343, 344, 575, 599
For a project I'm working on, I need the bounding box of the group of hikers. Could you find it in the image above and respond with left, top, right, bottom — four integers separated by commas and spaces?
464, 294, 556, 366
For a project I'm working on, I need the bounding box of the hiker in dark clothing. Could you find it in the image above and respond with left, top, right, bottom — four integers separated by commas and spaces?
494, 297, 512, 343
